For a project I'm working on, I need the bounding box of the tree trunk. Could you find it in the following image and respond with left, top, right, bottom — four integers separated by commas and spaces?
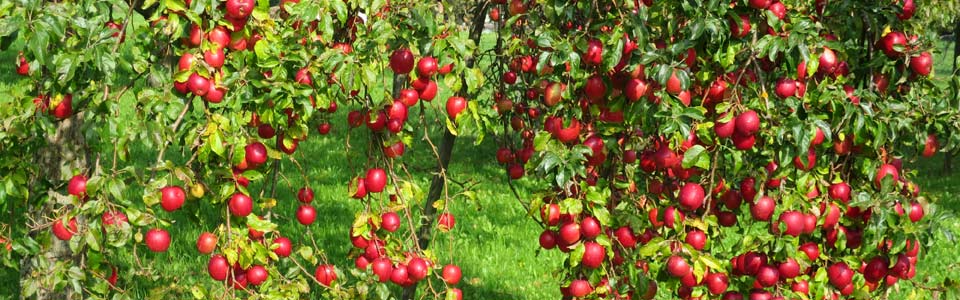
400, 2, 487, 300
21, 113, 87, 300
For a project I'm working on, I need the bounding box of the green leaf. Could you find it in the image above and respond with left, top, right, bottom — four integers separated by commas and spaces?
681, 145, 710, 169
570, 242, 585, 268
559, 198, 583, 215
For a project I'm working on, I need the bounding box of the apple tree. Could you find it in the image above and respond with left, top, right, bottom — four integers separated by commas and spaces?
0, 0, 487, 299
483, 0, 958, 299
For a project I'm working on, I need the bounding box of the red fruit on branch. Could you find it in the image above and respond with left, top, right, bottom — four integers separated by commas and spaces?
145, 228, 171, 252
159, 186, 186, 212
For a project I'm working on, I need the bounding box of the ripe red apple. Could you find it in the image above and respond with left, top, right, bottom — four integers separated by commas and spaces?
678, 182, 705, 211
364, 168, 387, 193
187, 73, 210, 96
827, 262, 853, 288
297, 187, 314, 203
685, 229, 706, 250
614, 226, 637, 248
539, 230, 558, 249
159, 186, 186, 212
663, 206, 684, 229
666, 70, 682, 94
145, 228, 171, 252
196, 232, 217, 254
818, 47, 838, 74
178, 52, 195, 71
750, 196, 775, 221
778, 258, 801, 278
297, 204, 316, 225
793, 147, 816, 171
559, 222, 581, 244
923, 134, 939, 157
502, 71, 517, 84
390, 48, 415, 74
875, 163, 899, 188
67, 174, 88, 197
768, 1, 786, 19
229, 193, 253, 217
388, 100, 409, 121
625, 79, 649, 102
16, 53, 29, 76
581, 241, 606, 269
416, 56, 438, 78
438, 212, 456, 231
567, 279, 593, 297
208, 255, 229, 281
552, 118, 582, 144
735, 110, 760, 136
584, 39, 603, 65
295, 68, 312, 86
52, 218, 78, 241
541, 203, 561, 226
101, 210, 127, 227
580, 216, 601, 240
390, 263, 409, 285
246, 265, 268, 285
225, 0, 254, 20
666, 255, 691, 278
829, 182, 851, 203
908, 201, 924, 222
799, 242, 819, 261
584, 75, 606, 102
272, 236, 292, 258
185, 24, 203, 47
778, 210, 804, 236
315, 264, 337, 286
203, 48, 225, 68
381, 211, 400, 232
910, 52, 933, 76
863, 256, 889, 283
442, 264, 462, 284
446, 96, 467, 119
371, 258, 392, 282
880, 31, 907, 58
774, 78, 797, 99
730, 14, 751, 38
543, 82, 563, 106
898, 0, 915, 20
384, 141, 406, 158
704, 272, 728, 295
756, 265, 779, 287
407, 258, 429, 281
749, 0, 771, 9
792, 280, 809, 294
417, 79, 438, 101
715, 113, 736, 138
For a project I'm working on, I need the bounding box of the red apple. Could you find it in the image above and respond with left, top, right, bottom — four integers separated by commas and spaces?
52, 218, 78, 241
229, 193, 253, 217
390, 48, 415, 74
297, 205, 316, 225
160, 186, 186, 212
417, 56, 438, 78
208, 255, 229, 281
446, 96, 467, 119
364, 168, 387, 193
145, 228, 171, 252
438, 212, 456, 231
272, 236, 292, 258
196, 232, 217, 254
315, 264, 337, 286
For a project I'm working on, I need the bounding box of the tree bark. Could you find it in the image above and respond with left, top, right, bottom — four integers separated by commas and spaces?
400, 2, 487, 300
21, 113, 87, 300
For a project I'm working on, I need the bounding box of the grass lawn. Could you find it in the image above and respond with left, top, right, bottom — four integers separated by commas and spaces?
0, 33, 959, 300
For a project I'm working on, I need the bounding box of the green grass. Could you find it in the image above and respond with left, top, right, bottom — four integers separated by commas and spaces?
2, 33, 960, 300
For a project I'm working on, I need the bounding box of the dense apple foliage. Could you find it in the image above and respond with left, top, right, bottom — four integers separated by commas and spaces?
484, 0, 957, 299
0, 0, 483, 299
0, 0, 957, 299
